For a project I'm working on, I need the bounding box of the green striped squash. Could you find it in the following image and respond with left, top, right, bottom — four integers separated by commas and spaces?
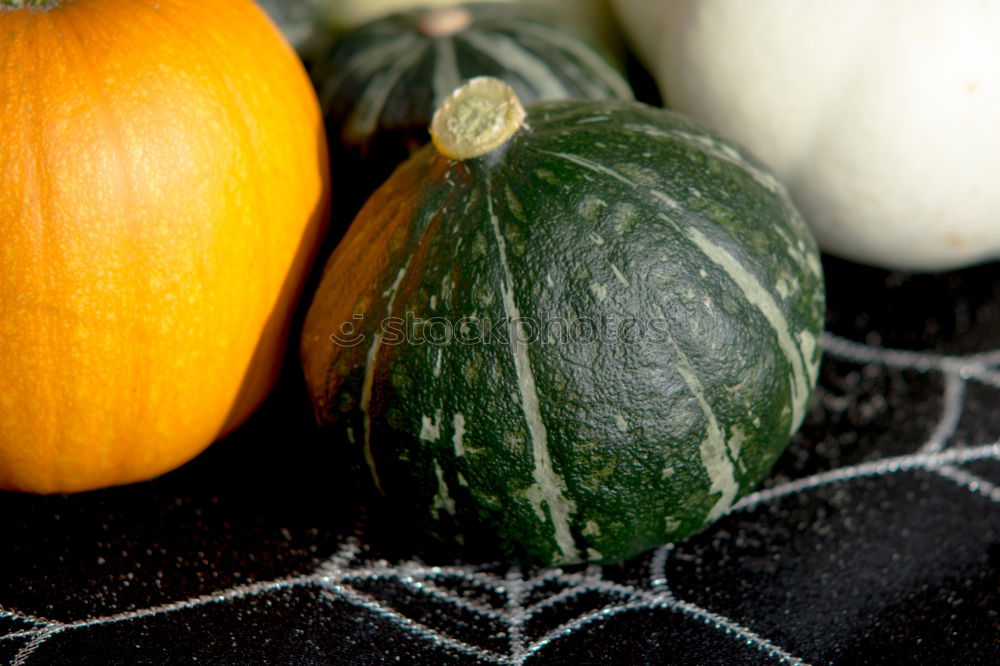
312, 1, 633, 207
255, 1, 620, 60
301, 78, 825, 567
317, 0, 618, 44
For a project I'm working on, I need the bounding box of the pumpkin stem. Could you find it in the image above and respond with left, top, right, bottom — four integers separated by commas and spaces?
430, 77, 527, 161
418, 6, 472, 37
0, 0, 61, 8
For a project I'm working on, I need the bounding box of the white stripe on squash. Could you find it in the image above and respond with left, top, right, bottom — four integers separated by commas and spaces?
346, 43, 427, 141
684, 227, 811, 433
431, 36, 462, 109
609, 262, 631, 288
317, 36, 415, 109
488, 191, 580, 564
420, 408, 444, 442
539, 150, 639, 188
621, 123, 784, 197
452, 413, 467, 457
668, 337, 739, 521
542, 148, 813, 434
361, 264, 410, 493
431, 462, 457, 518
502, 18, 635, 101
459, 31, 571, 100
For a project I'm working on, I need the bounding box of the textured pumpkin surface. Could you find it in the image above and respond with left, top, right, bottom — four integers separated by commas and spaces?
0, 0, 329, 493
302, 93, 824, 566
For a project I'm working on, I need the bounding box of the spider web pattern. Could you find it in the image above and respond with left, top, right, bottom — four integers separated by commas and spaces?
1, 538, 807, 665
2, 329, 998, 665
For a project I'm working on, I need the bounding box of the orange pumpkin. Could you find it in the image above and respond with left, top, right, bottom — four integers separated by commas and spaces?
0, 0, 330, 493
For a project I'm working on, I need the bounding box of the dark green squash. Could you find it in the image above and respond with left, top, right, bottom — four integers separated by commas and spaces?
311, 2, 633, 220
301, 78, 825, 567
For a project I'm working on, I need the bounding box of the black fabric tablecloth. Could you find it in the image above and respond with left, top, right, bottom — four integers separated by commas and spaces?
2, 254, 999, 665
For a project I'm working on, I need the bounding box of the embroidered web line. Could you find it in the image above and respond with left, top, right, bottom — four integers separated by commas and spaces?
812, 333, 1000, 502
3, 332, 999, 664
1, 543, 806, 666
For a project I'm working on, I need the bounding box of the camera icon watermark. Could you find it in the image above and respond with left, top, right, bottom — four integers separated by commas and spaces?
329, 314, 367, 347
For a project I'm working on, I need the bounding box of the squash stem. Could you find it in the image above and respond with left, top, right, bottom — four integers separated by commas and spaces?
418, 6, 472, 37
430, 77, 526, 161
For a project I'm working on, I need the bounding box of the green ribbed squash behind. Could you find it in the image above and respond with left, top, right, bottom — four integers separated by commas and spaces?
301, 87, 824, 567
312, 2, 632, 165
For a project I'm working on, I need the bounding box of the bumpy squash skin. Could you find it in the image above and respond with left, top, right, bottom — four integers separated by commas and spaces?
0, 0, 329, 493
302, 100, 824, 567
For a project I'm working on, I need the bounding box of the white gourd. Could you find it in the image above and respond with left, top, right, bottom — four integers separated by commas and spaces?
613, 0, 1000, 271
